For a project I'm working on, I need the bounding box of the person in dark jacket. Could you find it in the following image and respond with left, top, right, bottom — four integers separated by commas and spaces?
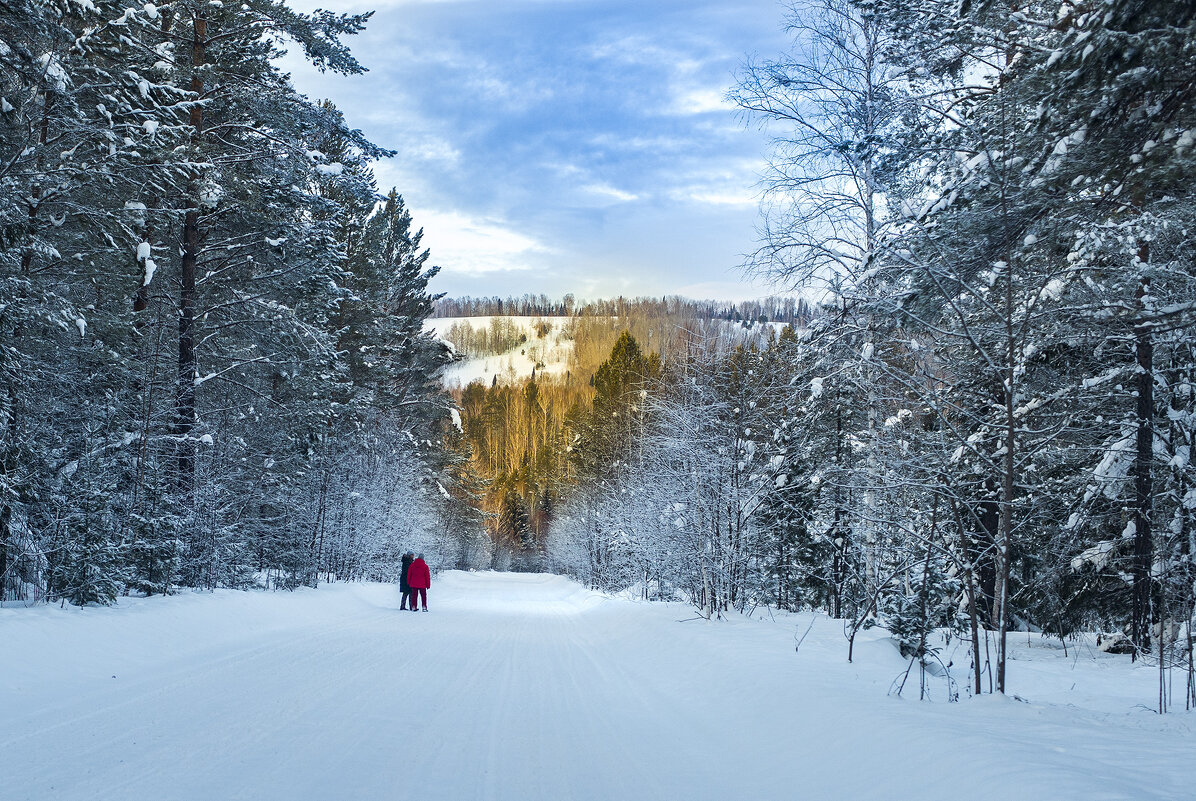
399, 552, 415, 611
408, 553, 431, 611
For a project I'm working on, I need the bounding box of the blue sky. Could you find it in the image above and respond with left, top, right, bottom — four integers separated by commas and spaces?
283, 0, 792, 301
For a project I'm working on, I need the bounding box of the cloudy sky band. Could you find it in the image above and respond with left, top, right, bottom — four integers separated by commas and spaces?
282, 0, 792, 301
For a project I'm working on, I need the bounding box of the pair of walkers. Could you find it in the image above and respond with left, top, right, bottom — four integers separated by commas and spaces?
399, 552, 430, 611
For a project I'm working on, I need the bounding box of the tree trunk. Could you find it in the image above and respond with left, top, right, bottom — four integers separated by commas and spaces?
830, 403, 846, 619
20, 97, 52, 274
995, 201, 1016, 694
0, 505, 10, 601
996, 427, 1014, 694
176, 16, 206, 495
977, 484, 999, 623
1131, 267, 1153, 658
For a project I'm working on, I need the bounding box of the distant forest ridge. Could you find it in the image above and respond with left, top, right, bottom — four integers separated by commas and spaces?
432, 294, 814, 326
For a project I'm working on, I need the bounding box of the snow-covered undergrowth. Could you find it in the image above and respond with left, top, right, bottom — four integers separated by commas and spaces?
3, 572, 1193, 800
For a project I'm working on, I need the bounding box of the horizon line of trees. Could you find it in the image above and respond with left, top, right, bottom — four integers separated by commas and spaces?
433, 293, 814, 327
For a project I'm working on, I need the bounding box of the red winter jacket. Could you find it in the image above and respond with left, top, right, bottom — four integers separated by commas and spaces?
407, 558, 431, 589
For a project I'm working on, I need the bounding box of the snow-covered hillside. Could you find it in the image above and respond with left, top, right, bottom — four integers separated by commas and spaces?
3, 572, 1193, 800
425, 316, 574, 387
425, 315, 796, 388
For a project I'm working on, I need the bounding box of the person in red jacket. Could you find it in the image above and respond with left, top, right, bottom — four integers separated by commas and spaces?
407, 553, 431, 611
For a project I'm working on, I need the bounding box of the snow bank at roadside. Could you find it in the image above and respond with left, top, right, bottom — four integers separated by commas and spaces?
435, 570, 612, 615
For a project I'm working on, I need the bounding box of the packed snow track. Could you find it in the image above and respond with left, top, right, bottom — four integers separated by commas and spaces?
3, 571, 1193, 800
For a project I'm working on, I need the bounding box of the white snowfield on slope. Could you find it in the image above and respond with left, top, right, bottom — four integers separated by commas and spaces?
2, 571, 1193, 801
424, 316, 576, 388
422, 316, 791, 388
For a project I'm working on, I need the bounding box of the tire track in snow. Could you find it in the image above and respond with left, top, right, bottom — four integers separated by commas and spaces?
4, 603, 417, 800
2, 615, 350, 743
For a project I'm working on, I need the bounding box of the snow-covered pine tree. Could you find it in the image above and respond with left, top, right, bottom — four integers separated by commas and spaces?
2, 0, 459, 602
0, 0, 182, 603
749, 328, 825, 612
857, 0, 1103, 694
142, 0, 382, 587
1027, 0, 1196, 666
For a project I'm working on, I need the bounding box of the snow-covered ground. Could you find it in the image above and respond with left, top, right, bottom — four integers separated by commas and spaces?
4, 572, 1194, 800
425, 316, 574, 388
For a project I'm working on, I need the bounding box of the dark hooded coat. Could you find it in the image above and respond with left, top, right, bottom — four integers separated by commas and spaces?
399, 554, 414, 592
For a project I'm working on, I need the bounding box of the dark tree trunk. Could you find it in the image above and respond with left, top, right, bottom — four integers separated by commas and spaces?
176, 16, 206, 495
0, 505, 10, 600
134, 210, 154, 317
1131, 267, 1153, 658
135, 12, 173, 318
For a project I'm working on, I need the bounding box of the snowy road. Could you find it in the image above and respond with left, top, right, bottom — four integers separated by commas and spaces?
4, 571, 1194, 800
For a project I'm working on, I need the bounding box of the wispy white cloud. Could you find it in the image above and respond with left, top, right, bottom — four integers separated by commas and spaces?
665, 158, 766, 207
393, 135, 461, 167
294, 0, 466, 10
365, 38, 555, 114
418, 209, 552, 275
581, 183, 639, 203
543, 161, 586, 178
588, 31, 734, 118
667, 86, 733, 116
586, 34, 700, 69
585, 133, 691, 153
672, 189, 758, 207
674, 279, 777, 302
